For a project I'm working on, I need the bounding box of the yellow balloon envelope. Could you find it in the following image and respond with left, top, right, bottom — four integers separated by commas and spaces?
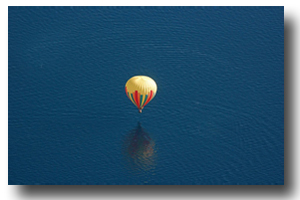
125, 76, 157, 113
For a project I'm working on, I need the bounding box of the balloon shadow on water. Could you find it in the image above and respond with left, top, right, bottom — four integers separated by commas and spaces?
123, 122, 156, 173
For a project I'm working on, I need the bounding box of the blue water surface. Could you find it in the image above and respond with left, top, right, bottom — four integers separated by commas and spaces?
8, 6, 284, 185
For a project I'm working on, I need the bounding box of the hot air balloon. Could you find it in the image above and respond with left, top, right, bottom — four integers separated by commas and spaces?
125, 75, 157, 113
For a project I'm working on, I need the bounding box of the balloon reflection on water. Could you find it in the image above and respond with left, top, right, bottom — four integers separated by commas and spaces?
123, 122, 156, 171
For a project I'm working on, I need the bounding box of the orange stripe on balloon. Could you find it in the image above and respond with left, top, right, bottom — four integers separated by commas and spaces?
143, 90, 153, 107
135, 90, 140, 109
125, 86, 129, 99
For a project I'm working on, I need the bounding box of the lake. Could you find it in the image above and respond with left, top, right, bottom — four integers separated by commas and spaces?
8, 6, 284, 185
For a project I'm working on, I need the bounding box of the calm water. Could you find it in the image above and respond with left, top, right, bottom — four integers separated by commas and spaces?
8, 6, 284, 185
